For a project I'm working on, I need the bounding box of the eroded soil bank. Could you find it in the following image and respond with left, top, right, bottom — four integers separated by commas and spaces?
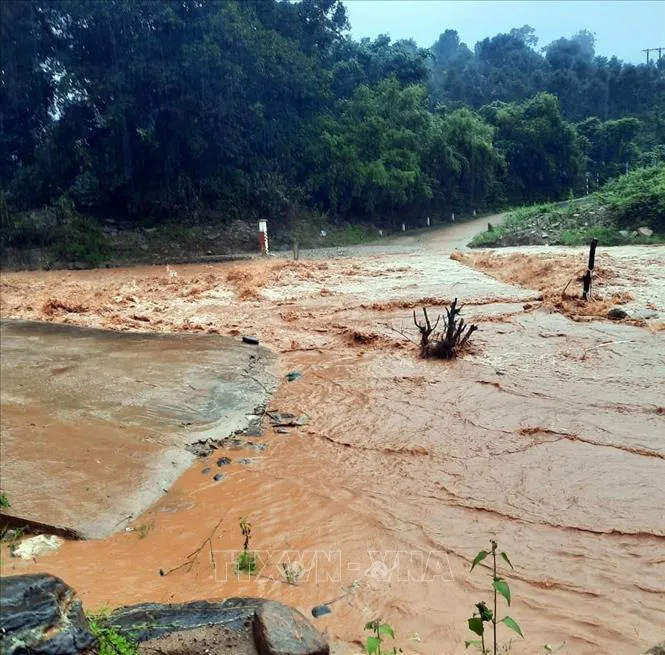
1, 218, 664, 654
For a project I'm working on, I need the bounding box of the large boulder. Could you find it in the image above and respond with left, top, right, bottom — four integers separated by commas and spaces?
0, 573, 329, 655
110, 598, 329, 655
108, 598, 260, 641
0, 574, 96, 655
253, 600, 329, 655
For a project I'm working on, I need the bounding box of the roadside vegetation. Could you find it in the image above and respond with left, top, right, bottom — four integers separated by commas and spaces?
471, 165, 665, 248
2, 2, 664, 268
87, 612, 139, 655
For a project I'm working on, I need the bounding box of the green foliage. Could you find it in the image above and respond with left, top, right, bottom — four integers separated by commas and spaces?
364, 620, 399, 655
87, 612, 139, 655
1, 1, 661, 261
470, 165, 665, 248
236, 550, 257, 574
52, 211, 112, 267
483, 93, 585, 203
0, 493, 10, 508
598, 165, 665, 232
467, 540, 523, 654
236, 517, 256, 573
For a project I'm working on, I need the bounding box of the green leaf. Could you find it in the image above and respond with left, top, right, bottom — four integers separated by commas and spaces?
465, 640, 483, 650
502, 615, 524, 638
366, 636, 381, 654
364, 621, 376, 631
493, 578, 511, 606
470, 550, 488, 571
378, 623, 395, 639
468, 617, 484, 637
500, 551, 514, 569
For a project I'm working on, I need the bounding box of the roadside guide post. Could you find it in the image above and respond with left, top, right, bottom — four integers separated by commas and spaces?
259, 219, 269, 255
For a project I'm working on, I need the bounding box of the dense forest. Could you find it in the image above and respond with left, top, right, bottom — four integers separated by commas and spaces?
1, 0, 664, 251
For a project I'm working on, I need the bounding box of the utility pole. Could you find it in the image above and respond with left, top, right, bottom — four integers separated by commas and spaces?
642, 47, 665, 64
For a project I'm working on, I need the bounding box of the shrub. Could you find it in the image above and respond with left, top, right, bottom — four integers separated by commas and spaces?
599, 165, 665, 232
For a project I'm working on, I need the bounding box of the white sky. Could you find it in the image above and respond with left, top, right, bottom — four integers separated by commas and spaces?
344, 0, 665, 63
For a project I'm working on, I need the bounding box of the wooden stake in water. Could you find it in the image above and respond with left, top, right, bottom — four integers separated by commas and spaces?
582, 238, 598, 301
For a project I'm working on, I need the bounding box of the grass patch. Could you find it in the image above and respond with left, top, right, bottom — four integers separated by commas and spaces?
470, 167, 665, 248
87, 612, 139, 655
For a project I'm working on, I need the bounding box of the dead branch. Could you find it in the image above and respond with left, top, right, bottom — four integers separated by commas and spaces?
159, 515, 225, 577
385, 322, 419, 345
413, 307, 441, 356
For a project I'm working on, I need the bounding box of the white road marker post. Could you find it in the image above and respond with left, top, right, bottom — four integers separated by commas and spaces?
258, 219, 269, 256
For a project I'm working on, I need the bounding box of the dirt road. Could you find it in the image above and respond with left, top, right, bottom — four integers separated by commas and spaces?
1, 218, 664, 654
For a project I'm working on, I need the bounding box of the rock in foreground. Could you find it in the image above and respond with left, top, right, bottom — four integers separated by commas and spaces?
253, 600, 330, 655
0, 574, 96, 655
0, 573, 330, 655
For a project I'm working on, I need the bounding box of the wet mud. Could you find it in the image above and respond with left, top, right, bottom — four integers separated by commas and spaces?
1, 218, 664, 654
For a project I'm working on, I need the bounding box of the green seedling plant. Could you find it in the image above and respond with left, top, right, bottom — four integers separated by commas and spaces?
235, 517, 256, 573
467, 540, 523, 654
0, 493, 10, 508
87, 612, 139, 655
364, 620, 401, 655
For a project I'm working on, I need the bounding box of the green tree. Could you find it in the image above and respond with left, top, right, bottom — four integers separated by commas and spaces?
483, 93, 585, 202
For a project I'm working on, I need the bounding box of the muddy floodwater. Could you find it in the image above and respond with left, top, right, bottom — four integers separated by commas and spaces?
1, 217, 664, 654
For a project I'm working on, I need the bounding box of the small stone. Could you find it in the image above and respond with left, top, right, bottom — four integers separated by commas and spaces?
638, 226, 654, 237
607, 308, 629, 320
201, 467, 212, 474
236, 458, 254, 465
253, 600, 329, 655
275, 427, 290, 434
213, 473, 225, 482
285, 371, 302, 382
216, 457, 232, 467
242, 336, 259, 345
646, 642, 665, 655
311, 605, 332, 619
541, 232, 549, 239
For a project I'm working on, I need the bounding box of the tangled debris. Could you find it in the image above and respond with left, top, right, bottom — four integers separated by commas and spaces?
414, 298, 478, 359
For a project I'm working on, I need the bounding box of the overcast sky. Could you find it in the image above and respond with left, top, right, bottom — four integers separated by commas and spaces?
344, 0, 665, 63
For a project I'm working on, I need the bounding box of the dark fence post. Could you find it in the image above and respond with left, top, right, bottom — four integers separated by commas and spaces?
582, 238, 598, 301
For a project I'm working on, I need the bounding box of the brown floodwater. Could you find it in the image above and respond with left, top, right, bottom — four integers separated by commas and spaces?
1, 218, 664, 654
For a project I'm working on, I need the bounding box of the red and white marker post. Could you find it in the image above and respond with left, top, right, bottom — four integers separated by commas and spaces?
258, 219, 269, 255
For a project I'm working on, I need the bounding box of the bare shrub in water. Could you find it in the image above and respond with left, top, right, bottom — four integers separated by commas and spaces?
414, 298, 477, 359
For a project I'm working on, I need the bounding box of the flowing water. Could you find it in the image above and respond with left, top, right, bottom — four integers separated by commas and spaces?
1, 218, 664, 654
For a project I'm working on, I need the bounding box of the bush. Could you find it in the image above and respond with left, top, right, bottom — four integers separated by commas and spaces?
49, 197, 112, 267
599, 165, 665, 232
